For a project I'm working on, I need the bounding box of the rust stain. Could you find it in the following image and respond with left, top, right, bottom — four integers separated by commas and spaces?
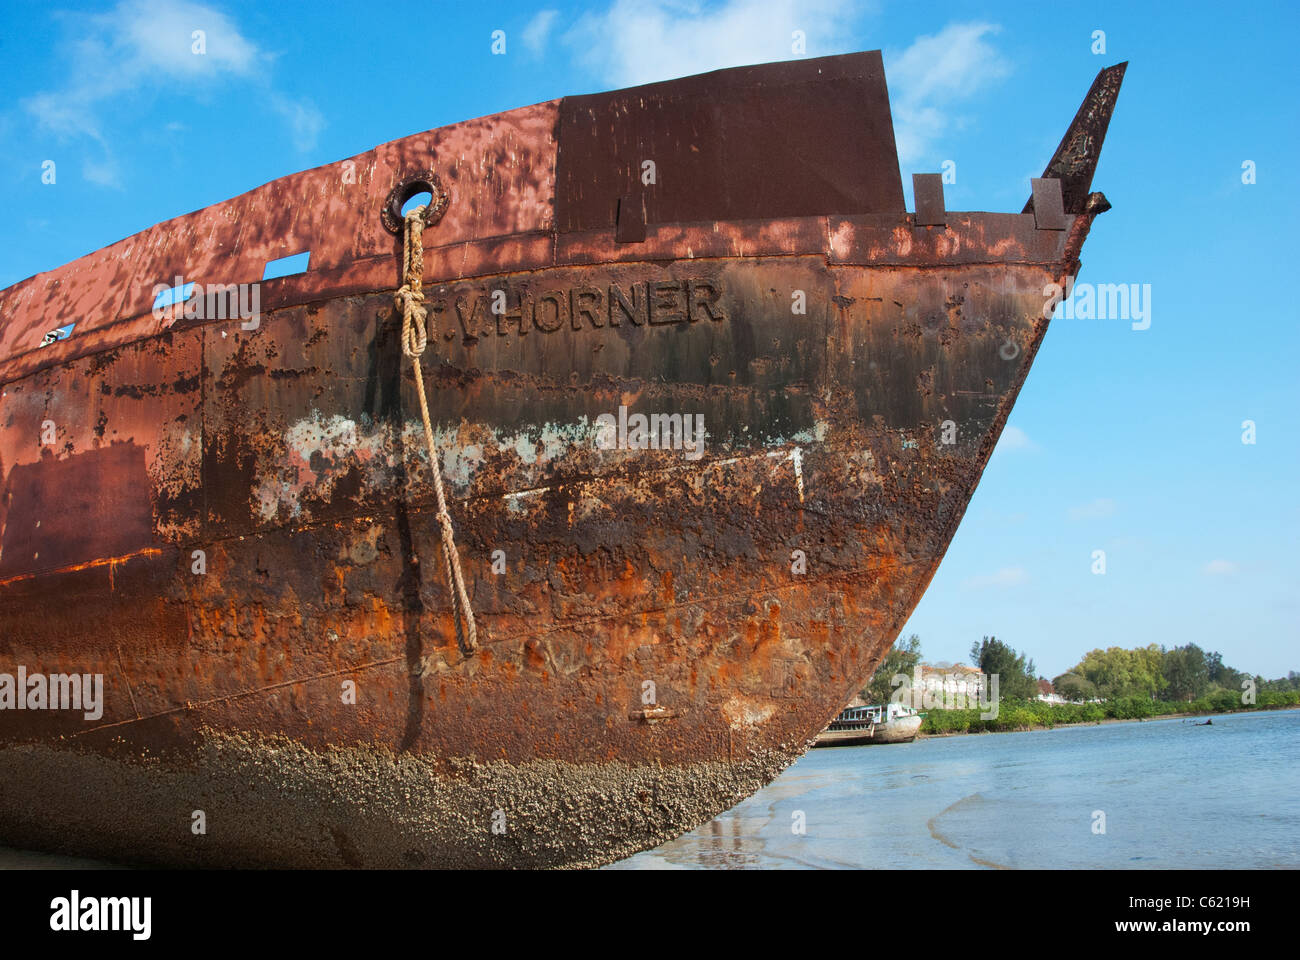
0, 547, 164, 587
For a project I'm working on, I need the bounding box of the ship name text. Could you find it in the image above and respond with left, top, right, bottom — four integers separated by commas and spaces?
428, 277, 727, 341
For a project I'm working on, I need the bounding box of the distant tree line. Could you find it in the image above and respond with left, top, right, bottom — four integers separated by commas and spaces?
863, 636, 1298, 708
1051, 643, 1298, 703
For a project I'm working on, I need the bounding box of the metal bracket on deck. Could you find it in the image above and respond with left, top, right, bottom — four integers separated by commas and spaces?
1029, 178, 1068, 230
913, 173, 946, 227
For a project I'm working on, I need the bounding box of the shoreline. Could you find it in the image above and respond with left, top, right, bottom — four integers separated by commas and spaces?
914, 704, 1300, 740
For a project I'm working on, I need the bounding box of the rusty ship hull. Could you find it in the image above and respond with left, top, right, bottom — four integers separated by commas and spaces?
0, 52, 1124, 867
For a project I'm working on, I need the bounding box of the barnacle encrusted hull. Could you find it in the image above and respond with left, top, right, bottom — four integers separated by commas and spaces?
0, 52, 1123, 867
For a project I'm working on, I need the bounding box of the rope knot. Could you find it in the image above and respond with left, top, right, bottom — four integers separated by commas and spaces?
396, 284, 427, 358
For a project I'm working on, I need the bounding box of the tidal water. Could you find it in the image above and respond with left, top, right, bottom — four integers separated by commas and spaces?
614, 709, 1300, 869
3, 709, 1295, 870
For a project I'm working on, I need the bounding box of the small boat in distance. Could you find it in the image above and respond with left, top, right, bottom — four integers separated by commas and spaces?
814, 703, 877, 747
814, 701, 924, 747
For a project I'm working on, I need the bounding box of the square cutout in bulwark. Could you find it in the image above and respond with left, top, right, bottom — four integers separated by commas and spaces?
262, 251, 310, 281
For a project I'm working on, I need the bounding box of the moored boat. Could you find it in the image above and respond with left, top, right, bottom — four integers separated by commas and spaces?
0, 50, 1126, 868
814, 701, 924, 747
814, 703, 878, 748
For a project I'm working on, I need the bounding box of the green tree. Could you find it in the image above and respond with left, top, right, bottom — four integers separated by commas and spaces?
1206, 650, 1224, 682
1072, 645, 1166, 699
1162, 643, 1210, 701
1052, 671, 1098, 702
970, 636, 1037, 701
863, 634, 922, 705
1204, 650, 1245, 691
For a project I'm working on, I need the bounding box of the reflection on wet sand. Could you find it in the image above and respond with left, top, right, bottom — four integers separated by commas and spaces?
700, 818, 763, 870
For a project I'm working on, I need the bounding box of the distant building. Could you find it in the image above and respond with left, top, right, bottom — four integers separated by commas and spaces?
917, 663, 986, 702
1036, 677, 1069, 704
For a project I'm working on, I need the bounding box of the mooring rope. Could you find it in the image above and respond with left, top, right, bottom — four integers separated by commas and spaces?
396, 205, 477, 650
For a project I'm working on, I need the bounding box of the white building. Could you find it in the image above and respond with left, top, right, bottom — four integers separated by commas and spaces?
917, 663, 987, 702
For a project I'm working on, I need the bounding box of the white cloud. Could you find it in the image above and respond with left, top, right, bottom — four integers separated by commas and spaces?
270, 94, 325, 153
963, 566, 1028, 589
523, 9, 561, 56
23, 0, 324, 180
113, 0, 259, 78
1068, 497, 1116, 521
82, 157, 124, 189
885, 22, 1010, 168
563, 0, 862, 88
1203, 559, 1237, 576
993, 424, 1035, 454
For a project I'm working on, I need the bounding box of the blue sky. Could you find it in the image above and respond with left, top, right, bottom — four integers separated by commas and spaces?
2, 1, 1296, 678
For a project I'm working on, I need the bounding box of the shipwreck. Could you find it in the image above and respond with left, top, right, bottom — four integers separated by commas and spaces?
0, 50, 1125, 867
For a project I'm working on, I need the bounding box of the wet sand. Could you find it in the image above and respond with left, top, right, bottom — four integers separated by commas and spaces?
0, 846, 125, 869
